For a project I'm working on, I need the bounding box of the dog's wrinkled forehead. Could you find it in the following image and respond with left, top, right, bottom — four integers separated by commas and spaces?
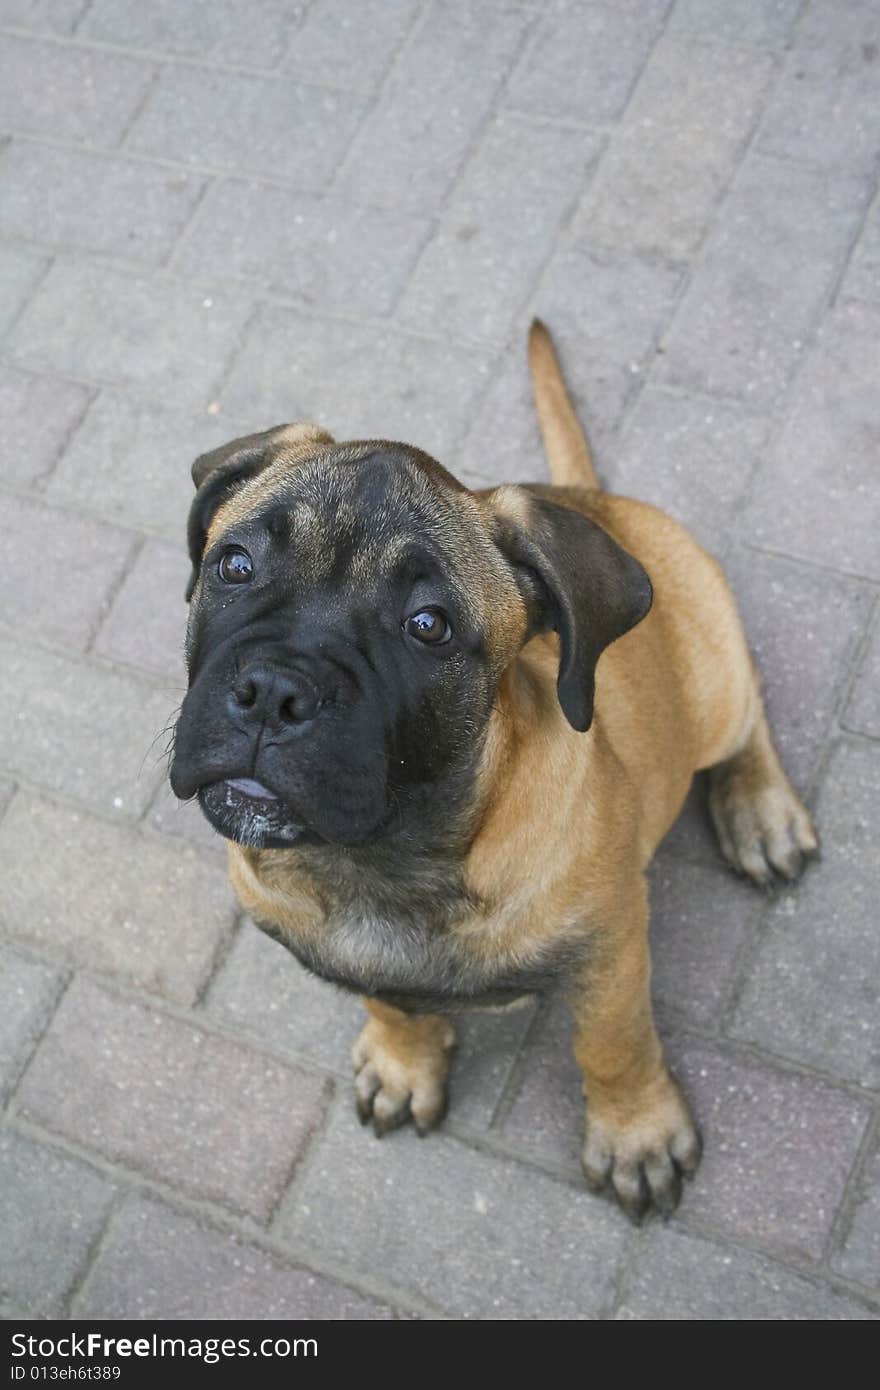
206, 440, 519, 621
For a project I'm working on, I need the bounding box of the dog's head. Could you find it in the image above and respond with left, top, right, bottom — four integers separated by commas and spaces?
169, 424, 652, 850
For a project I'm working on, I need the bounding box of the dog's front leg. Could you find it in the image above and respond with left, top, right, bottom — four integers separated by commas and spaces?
571, 878, 701, 1222
353, 999, 456, 1138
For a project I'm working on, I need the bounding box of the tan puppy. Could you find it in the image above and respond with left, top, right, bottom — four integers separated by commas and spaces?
172, 321, 817, 1221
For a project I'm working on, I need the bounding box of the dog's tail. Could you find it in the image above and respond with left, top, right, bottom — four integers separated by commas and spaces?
528, 318, 599, 489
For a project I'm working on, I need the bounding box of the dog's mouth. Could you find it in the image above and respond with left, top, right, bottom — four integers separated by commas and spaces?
197, 778, 314, 849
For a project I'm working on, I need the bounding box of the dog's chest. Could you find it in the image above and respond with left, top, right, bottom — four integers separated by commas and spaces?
254, 904, 577, 1013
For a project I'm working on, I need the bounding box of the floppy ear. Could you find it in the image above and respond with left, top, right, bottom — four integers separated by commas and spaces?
494, 491, 653, 732
185, 422, 333, 600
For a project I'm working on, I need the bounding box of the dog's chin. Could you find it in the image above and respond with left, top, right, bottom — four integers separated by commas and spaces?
197, 779, 314, 849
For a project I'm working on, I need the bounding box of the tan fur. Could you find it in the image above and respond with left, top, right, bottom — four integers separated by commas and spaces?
197, 326, 817, 1220
528, 318, 599, 489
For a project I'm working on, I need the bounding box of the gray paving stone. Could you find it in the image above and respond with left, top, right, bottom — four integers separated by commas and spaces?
499, 996, 582, 1173
0, 791, 235, 1005
648, 858, 762, 1028
0, 35, 154, 145
659, 776, 725, 868
83, 0, 307, 68
0, 493, 134, 652
732, 739, 880, 1089
669, 1036, 871, 1259
0, 774, 14, 818
0, 0, 89, 33
220, 306, 496, 461
833, 1131, 880, 1290
47, 392, 250, 537
610, 388, 771, 557
0, 945, 62, 1104
8, 261, 254, 404
618, 1226, 876, 1319
452, 1003, 539, 1131
0, 1131, 116, 1320
94, 537, 189, 679
740, 301, 880, 580
173, 180, 429, 317
758, 0, 880, 172
398, 116, 603, 343
285, 0, 420, 90
206, 922, 364, 1076
277, 1100, 628, 1318
656, 157, 872, 408
845, 609, 880, 737
0, 641, 174, 817
505, 0, 672, 123
18, 976, 331, 1220
75, 1192, 396, 1319
721, 548, 874, 792
574, 37, 774, 262
336, 1, 531, 214
458, 249, 683, 482
0, 365, 91, 488
840, 192, 880, 305
668, 0, 803, 45
146, 778, 228, 856
0, 243, 47, 338
0, 142, 205, 264
128, 66, 368, 187
207, 922, 537, 1129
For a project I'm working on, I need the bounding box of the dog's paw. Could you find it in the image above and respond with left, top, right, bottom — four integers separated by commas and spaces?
581, 1071, 701, 1223
709, 777, 818, 888
352, 1017, 455, 1138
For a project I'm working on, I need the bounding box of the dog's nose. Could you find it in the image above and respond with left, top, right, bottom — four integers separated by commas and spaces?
229, 666, 321, 728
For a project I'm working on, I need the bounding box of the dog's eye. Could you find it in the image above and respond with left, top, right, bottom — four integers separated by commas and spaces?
403, 608, 452, 645
218, 547, 254, 584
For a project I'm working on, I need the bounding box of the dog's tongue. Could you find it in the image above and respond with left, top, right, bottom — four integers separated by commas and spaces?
225, 777, 279, 801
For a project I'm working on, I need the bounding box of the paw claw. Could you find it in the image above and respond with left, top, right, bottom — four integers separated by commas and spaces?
583, 1073, 700, 1222
351, 1017, 453, 1143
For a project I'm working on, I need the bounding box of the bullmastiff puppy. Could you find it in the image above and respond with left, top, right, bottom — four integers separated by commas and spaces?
170, 321, 817, 1221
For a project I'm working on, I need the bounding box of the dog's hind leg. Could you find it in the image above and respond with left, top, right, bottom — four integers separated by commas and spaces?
708, 702, 818, 886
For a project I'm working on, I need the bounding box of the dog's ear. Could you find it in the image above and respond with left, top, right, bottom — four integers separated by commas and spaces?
492, 489, 653, 732
186, 422, 333, 600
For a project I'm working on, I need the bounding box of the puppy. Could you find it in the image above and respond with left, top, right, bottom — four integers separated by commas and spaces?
170, 321, 817, 1220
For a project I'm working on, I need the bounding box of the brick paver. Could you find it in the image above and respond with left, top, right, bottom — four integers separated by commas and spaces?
2, 0, 878, 1322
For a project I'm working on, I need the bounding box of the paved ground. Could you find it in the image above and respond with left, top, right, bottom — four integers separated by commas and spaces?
1, 0, 878, 1322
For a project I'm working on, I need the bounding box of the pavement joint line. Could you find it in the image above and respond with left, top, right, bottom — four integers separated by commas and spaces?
485, 991, 551, 1134
4, 1113, 436, 1320
58, 1183, 128, 1321
1, 968, 76, 1125
0, 780, 226, 860
669, 1209, 880, 1315
0, 237, 524, 358
263, 1073, 337, 1231
0, 249, 54, 348
70, 0, 98, 37
0, 957, 73, 1117
113, 59, 161, 150
0, 22, 398, 97
8, 1098, 880, 1318
324, 0, 434, 198
739, 539, 880, 593
190, 911, 247, 1010
0, 606, 187, 693
84, 530, 147, 658
825, 1106, 880, 1273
